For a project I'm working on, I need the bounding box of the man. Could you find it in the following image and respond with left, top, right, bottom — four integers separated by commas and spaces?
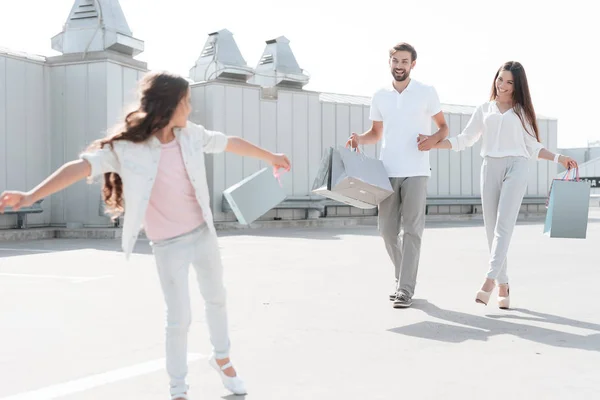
347, 42, 448, 308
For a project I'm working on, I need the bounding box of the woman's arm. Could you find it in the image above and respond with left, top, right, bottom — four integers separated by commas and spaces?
418, 106, 484, 152
538, 148, 578, 170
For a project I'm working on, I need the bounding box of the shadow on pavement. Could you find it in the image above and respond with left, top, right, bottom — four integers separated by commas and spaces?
389, 300, 600, 352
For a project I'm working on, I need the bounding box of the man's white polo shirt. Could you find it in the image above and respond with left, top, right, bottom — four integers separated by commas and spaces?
369, 79, 442, 178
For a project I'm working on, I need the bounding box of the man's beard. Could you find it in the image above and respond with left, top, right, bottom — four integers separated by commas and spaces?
392, 69, 410, 82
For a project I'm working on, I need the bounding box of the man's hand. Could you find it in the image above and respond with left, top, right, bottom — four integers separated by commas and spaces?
346, 133, 360, 150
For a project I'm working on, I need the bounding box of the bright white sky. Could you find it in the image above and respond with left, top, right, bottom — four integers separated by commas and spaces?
1, 0, 598, 148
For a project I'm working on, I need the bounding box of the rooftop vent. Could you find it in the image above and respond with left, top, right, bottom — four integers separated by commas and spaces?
189, 29, 254, 83
248, 36, 309, 89
51, 0, 144, 57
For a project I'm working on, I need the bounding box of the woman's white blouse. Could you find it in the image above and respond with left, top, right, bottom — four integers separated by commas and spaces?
448, 101, 544, 159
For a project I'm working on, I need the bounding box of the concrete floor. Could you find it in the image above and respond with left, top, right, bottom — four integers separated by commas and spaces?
1, 213, 599, 399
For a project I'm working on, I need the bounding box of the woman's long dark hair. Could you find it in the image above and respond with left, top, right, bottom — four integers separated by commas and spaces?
490, 61, 540, 142
86, 71, 190, 219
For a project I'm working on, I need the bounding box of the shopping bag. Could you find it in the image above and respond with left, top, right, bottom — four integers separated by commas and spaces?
223, 167, 287, 225
311, 146, 393, 209
543, 168, 590, 239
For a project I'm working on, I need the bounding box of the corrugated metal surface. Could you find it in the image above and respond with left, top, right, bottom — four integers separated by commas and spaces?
1, 65, 559, 228
0, 51, 147, 229
0, 54, 52, 229
319, 92, 371, 106
193, 81, 558, 221
319, 92, 553, 119
48, 61, 146, 227
192, 83, 382, 221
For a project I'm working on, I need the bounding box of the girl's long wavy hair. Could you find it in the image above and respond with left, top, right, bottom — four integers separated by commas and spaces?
490, 61, 540, 142
86, 71, 190, 220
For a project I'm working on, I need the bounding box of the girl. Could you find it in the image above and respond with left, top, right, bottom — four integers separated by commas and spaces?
0, 71, 291, 399
420, 61, 577, 309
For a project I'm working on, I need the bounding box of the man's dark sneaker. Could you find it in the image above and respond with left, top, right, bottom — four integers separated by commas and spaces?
393, 292, 413, 308
390, 280, 399, 301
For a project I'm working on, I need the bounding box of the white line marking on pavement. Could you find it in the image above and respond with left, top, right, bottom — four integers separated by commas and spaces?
0, 248, 52, 253
0, 273, 114, 284
1, 353, 206, 400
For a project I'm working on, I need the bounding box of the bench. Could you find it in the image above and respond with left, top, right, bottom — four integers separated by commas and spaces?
221, 195, 343, 220
2, 199, 44, 228
222, 195, 549, 219
426, 196, 547, 214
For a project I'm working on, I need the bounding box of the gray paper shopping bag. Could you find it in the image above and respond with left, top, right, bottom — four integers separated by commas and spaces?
543, 169, 591, 239
311, 147, 379, 209
331, 146, 394, 205
224, 167, 287, 225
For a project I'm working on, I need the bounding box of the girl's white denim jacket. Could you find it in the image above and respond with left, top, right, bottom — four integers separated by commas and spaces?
80, 121, 227, 259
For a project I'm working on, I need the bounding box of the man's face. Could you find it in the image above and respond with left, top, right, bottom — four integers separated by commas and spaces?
389, 51, 415, 82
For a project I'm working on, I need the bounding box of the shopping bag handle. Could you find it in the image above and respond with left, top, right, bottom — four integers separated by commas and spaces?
344, 135, 363, 154
346, 142, 360, 153
561, 167, 580, 182
273, 166, 289, 188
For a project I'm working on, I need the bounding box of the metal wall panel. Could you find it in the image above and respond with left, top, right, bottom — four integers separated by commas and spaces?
191, 82, 558, 221
0, 55, 51, 228
48, 60, 145, 226
2, 69, 560, 228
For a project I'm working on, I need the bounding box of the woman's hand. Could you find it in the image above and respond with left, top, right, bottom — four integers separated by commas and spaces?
559, 155, 578, 170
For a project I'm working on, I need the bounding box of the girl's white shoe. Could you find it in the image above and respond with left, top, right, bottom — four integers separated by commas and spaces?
209, 356, 247, 395
170, 394, 189, 400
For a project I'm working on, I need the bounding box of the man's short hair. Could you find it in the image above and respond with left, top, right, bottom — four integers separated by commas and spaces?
389, 42, 417, 62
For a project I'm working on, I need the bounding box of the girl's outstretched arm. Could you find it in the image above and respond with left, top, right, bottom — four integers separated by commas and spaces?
225, 137, 291, 171
0, 159, 91, 213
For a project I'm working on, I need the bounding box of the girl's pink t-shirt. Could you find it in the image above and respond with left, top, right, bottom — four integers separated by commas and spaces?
143, 139, 204, 242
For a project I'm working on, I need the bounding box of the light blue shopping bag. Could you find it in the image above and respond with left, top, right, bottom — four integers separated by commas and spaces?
223, 167, 287, 225
544, 168, 591, 239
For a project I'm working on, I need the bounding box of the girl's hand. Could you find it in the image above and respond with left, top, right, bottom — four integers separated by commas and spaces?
270, 153, 291, 172
0, 191, 34, 213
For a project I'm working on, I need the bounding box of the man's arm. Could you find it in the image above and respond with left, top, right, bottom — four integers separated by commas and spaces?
347, 91, 384, 148
418, 111, 448, 151
358, 121, 384, 145
430, 111, 449, 142
347, 120, 383, 148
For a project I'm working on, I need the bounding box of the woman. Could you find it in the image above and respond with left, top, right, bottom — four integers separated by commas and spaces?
0, 71, 291, 399
420, 61, 577, 309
